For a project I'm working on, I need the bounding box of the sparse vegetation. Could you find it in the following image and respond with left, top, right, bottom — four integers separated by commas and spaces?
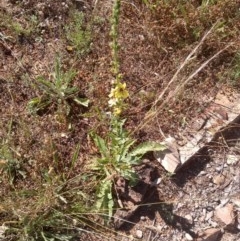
65, 10, 92, 56
28, 56, 89, 117
1, 0, 240, 240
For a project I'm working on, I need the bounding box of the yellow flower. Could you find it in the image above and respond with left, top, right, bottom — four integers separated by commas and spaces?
113, 107, 122, 116
111, 82, 129, 99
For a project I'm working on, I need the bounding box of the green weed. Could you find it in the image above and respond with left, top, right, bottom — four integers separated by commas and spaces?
90, 0, 166, 221
91, 118, 165, 219
2, 180, 92, 240
65, 10, 92, 56
1, 144, 95, 241
27, 56, 89, 116
0, 11, 39, 40
12, 15, 38, 37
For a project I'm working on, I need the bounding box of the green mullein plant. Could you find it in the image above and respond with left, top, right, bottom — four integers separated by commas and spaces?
91, 0, 165, 220
28, 56, 89, 116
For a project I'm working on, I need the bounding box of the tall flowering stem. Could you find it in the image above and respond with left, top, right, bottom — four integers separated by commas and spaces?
110, 0, 121, 80
109, 0, 129, 116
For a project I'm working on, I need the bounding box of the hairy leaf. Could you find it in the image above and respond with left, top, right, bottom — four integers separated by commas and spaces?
73, 97, 89, 107
92, 133, 109, 158
129, 141, 166, 157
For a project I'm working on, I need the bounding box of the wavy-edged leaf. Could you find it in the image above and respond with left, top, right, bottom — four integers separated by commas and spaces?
73, 97, 89, 107
96, 180, 113, 219
92, 133, 109, 158
27, 97, 52, 113
37, 77, 56, 94
129, 141, 166, 157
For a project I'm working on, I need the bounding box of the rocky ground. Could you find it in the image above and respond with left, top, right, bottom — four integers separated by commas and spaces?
112, 95, 240, 241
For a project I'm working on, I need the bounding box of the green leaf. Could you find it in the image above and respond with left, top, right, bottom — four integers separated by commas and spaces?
129, 142, 166, 157
96, 180, 113, 219
27, 97, 52, 113
27, 97, 41, 107
68, 142, 81, 176
92, 133, 109, 158
37, 77, 56, 94
73, 97, 89, 107
119, 139, 135, 160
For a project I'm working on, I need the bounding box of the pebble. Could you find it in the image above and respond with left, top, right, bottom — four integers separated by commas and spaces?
195, 203, 199, 209
205, 211, 213, 221
212, 174, 225, 185
226, 154, 238, 165
237, 224, 240, 230
140, 216, 146, 221
215, 166, 223, 172
199, 171, 207, 176
206, 206, 214, 211
202, 208, 207, 217
135, 230, 143, 239
209, 220, 218, 228
185, 233, 193, 240
185, 214, 193, 224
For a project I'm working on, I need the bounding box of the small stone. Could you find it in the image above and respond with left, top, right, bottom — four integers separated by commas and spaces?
209, 220, 218, 228
151, 177, 162, 186
135, 230, 143, 239
214, 204, 236, 230
232, 198, 240, 208
140, 216, 146, 221
226, 154, 238, 165
206, 206, 214, 212
212, 174, 225, 185
195, 203, 199, 209
205, 211, 213, 221
185, 233, 193, 240
185, 214, 193, 225
202, 208, 207, 217
199, 171, 207, 176
237, 224, 240, 230
197, 228, 221, 241
215, 166, 223, 172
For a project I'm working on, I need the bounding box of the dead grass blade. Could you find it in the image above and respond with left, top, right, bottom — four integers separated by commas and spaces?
136, 22, 232, 133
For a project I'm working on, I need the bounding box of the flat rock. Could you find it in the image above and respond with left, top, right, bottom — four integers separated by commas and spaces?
160, 152, 180, 173
176, 88, 240, 168
197, 228, 221, 241
214, 204, 236, 230
154, 137, 181, 173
